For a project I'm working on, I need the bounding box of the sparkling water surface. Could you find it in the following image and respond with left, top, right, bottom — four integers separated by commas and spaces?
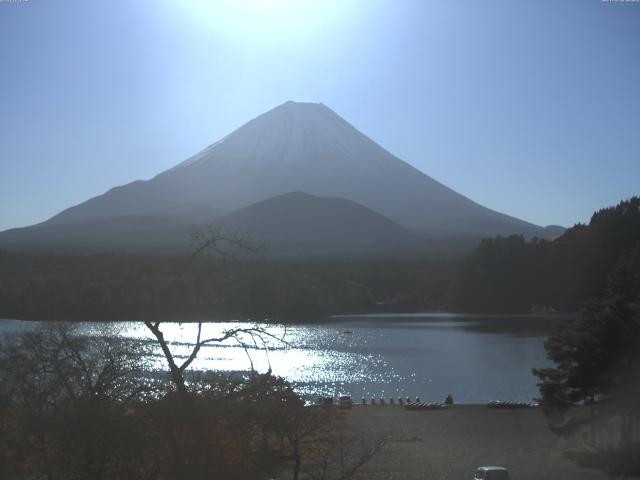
0, 313, 568, 403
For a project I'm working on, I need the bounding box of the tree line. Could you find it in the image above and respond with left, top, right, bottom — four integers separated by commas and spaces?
0, 197, 638, 320
451, 197, 640, 313
0, 253, 454, 321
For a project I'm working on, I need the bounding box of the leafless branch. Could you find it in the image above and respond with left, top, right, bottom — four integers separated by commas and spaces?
143, 227, 278, 394
187, 224, 266, 266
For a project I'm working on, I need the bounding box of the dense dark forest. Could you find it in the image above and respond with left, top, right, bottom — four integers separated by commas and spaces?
1, 197, 638, 320
0, 253, 453, 321
451, 197, 640, 313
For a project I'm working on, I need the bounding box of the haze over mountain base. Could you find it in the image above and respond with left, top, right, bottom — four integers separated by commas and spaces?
0, 101, 563, 256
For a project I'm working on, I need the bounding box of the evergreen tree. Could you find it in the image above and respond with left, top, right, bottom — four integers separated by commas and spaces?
533, 246, 640, 479
453, 197, 640, 313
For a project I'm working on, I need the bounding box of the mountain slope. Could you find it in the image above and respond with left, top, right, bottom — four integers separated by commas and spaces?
0, 207, 222, 253
211, 191, 428, 257
41, 101, 552, 238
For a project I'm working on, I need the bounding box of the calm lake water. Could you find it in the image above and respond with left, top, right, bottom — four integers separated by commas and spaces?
0, 313, 570, 404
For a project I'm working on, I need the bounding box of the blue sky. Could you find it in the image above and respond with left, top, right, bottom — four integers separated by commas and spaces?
1, 0, 639, 231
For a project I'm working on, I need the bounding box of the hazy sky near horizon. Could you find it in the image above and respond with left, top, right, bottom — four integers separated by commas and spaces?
1, 0, 639, 231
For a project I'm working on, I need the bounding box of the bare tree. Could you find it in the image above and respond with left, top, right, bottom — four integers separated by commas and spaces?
143, 320, 283, 396
0, 323, 155, 480
185, 225, 266, 264
144, 225, 278, 396
0, 322, 152, 408
310, 434, 385, 480
265, 400, 384, 480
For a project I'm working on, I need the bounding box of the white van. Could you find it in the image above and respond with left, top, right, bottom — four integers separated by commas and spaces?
474, 466, 510, 480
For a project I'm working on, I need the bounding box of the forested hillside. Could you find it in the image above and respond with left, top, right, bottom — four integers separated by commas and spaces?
2, 198, 638, 320
0, 253, 453, 321
451, 197, 640, 313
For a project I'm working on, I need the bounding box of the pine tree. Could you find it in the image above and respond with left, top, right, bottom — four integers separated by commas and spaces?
533, 246, 640, 479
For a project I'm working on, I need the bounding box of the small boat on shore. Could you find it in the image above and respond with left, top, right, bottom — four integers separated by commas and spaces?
404, 402, 447, 411
486, 401, 538, 409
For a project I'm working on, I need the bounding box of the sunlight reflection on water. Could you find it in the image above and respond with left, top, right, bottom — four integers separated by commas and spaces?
0, 314, 564, 403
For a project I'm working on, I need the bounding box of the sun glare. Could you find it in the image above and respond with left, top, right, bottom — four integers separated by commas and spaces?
178, 0, 355, 44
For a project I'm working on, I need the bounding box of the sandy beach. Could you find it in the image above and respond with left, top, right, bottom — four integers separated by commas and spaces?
344, 405, 608, 480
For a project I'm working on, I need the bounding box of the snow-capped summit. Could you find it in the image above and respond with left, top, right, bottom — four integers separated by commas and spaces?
172, 100, 379, 173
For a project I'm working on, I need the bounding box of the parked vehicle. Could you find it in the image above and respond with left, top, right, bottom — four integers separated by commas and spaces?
474, 466, 510, 480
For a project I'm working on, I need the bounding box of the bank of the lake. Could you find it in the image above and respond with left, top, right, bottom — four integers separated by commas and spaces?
341, 405, 607, 480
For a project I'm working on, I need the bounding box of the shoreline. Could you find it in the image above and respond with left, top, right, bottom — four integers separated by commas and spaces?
0, 311, 577, 324
341, 405, 607, 480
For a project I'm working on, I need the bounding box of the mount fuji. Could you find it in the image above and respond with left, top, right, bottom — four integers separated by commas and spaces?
0, 101, 559, 255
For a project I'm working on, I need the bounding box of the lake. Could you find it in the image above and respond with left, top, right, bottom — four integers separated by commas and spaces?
0, 313, 570, 404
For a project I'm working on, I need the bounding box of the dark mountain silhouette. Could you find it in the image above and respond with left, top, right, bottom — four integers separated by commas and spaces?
211, 191, 428, 257
0, 193, 432, 256
542, 225, 566, 238
0, 101, 559, 254
0, 207, 222, 253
